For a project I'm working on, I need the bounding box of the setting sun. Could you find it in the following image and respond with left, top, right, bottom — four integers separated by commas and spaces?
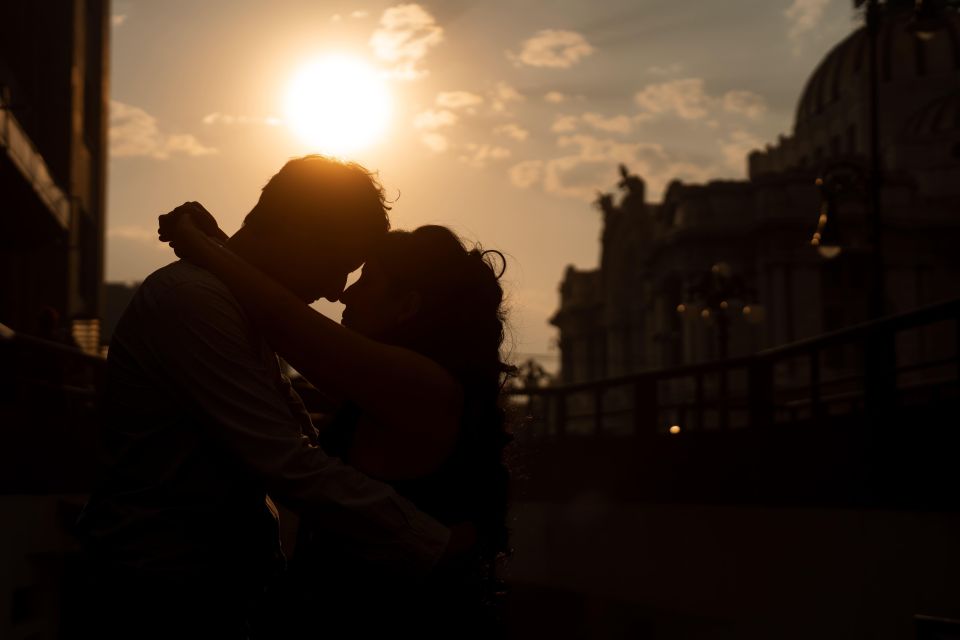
283, 54, 391, 156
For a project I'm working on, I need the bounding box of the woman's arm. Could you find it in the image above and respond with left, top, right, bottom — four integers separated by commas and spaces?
162, 207, 461, 469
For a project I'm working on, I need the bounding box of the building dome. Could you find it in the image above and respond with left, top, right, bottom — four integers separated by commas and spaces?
751, 7, 960, 178
794, 8, 960, 137
901, 90, 960, 139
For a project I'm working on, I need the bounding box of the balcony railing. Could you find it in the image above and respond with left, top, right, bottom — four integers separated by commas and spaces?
0, 324, 104, 493
508, 297, 960, 441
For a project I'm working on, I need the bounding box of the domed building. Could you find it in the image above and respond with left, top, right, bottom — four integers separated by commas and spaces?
552, 5, 960, 387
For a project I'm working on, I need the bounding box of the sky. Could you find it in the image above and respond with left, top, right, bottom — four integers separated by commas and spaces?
106, 0, 859, 370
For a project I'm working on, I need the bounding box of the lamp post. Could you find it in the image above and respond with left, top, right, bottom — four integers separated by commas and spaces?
679, 262, 756, 361
826, 0, 952, 318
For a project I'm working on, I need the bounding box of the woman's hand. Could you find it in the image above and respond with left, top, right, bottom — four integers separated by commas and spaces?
158, 201, 227, 262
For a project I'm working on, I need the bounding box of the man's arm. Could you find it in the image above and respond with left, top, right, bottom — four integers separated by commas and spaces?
146, 275, 451, 576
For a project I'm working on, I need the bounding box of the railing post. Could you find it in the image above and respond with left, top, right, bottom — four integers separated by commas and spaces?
748, 356, 774, 429
694, 373, 704, 430
633, 378, 657, 436
863, 326, 897, 419
719, 368, 729, 430
593, 387, 603, 436
810, 349, 823, 422
863, 322, 897, 504
956, 317, 960, 385
554, 390, 567, 439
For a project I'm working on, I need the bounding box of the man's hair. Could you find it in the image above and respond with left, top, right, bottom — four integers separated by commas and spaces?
244, 155, 391, 244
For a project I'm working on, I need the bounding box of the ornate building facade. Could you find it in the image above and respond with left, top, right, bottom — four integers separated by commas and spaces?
552, 7, 960, 385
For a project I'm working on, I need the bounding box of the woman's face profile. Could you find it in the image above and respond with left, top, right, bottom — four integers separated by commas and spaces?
339, 259, 412, 339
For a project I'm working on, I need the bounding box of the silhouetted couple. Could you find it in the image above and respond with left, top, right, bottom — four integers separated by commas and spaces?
73, 156, 512, 638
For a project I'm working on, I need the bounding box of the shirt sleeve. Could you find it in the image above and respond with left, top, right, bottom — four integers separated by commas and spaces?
145, 276, 450, 576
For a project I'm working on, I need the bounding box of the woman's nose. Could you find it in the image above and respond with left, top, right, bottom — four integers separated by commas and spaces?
324, 274, 349, 303
337, 281, 357, 304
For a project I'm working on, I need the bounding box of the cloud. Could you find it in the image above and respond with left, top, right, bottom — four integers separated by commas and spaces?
107, 225, 158, 243
544, 91, 568, 104
458, 143, 512, 168
351, 10, 370, 18
509, 160, 544, 189
202, 112, 282, 126
647, 62, 683, 76
551, 114, 579, 133
785, 0, 830, 43
110, 101, 217, 159
582, 112, 633, 134
494, 123, 530, 141
510, 29, 594, 69
526, 134, 712, 201
490, 82, 524, 113
550, 112, 633, 135
413, 109, 458, 130
369, 4, 443, 79
634, 78, 710, 120
722, 90, 767, 119
436, 91, 484, 110
420, 133, 449, 152
112, 14, 127, 27
634, 78, 768, 124
719, 130, 763, 172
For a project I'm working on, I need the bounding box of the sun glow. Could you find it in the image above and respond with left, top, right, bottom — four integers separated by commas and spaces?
284, 55, 392, 156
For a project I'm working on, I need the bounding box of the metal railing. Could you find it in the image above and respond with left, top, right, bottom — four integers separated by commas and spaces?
508, 297, 960, 441
1, 324, 104, 493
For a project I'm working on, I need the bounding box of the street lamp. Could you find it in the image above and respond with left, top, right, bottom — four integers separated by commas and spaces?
909, 0, 951, 39
839, 0, 954, 318
679, 262, 757, 361
811, 161, 868, 260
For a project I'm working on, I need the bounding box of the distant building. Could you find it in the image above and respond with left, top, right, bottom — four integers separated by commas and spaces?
552, 7, 960, 384
0, 1, 110, 354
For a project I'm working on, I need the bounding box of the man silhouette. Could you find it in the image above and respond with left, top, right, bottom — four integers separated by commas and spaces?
75, 156, 463, 638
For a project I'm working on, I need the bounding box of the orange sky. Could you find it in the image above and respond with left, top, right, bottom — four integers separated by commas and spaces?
106, 0, 857, 369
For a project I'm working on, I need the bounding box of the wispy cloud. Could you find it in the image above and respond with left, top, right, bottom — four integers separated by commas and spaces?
719, 130, 763, 172
436, 91, 484, 110
510, 29, 594, 69
351, 10, 370, 18
420, 133, 449, 153
494, 123, 530, 141
110, 101, 217, 159
634, 78, 710, 120
516, 134, 711, 201
551, 112, 634, 135
202, 112, 282, 126
490, 82, 524, 113
413, 109, 458, 129
634, 78, 768, 123
722, 90, 767, 119
509, 160, 544, 188
544, 91, 568, 104
785, 0, 830, 50
647, 62, 683, 77
551, 114, 579, 133
459, 143, 512, 169
107, 225, 157, 243
581, 112, 633, 134
369, 4, 443, 80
